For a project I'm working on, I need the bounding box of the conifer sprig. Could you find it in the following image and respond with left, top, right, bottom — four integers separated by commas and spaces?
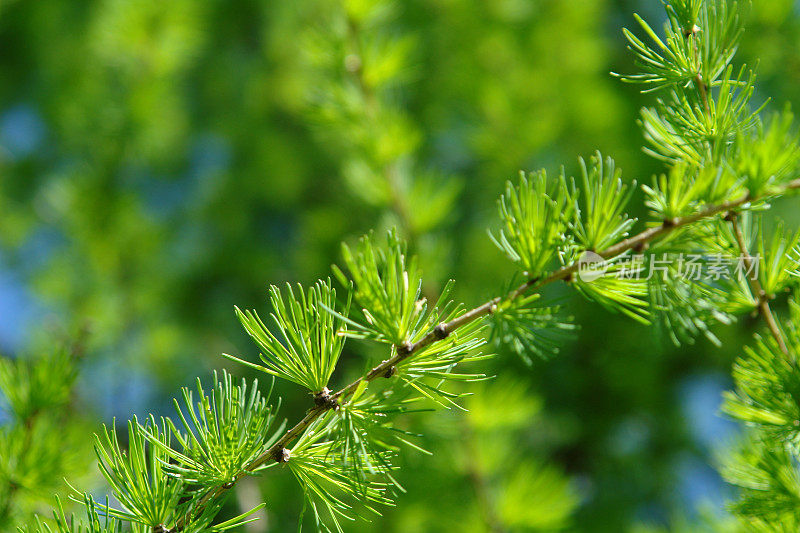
23, 495, 122, 533
569, 152, 637, 252
165, 172, 800, 531
89, 417, 184, 528
619, 1, 800, 527
1, 346, 87, 530
34, 0, 800, 531
728, 214, 791, 356
226, 278, 350, 393
490, 170, 570, 278
488, 288, 576, 363
331, 230, 427, 346
143, 372, 284, 488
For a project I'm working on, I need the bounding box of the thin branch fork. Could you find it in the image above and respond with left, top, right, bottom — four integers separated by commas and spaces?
171, 179, 800, 532
684, 18, 710, 117
727, 213, 791, 358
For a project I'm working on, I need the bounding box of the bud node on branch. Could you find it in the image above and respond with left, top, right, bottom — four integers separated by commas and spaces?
682, 24, 701, 38
273, 446, 291, 463
397, 342, 413, 356
433, 324, 449, 340
313, 387, 340, 410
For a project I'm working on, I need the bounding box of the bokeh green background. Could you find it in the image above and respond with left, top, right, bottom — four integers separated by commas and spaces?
2, 0, 800, 530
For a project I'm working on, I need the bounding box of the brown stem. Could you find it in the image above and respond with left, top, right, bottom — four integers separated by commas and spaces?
175, 179, 800, 530
685, 23, 710, 117
728, 213, 791, 357
695, 73, 711, 116
682, 19, 788, 358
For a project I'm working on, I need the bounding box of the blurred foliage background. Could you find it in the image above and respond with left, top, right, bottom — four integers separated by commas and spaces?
2, 0, 800, 530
